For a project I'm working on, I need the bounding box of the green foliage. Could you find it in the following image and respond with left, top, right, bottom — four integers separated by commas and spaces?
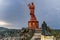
20, 28, 35, 40
51, 29, 60, 37
0, 29, 20, 38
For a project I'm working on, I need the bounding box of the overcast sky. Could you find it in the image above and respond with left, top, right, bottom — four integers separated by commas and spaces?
0, 0, 60, 29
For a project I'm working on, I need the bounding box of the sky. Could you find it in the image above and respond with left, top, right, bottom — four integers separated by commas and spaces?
0, 0, 60, 29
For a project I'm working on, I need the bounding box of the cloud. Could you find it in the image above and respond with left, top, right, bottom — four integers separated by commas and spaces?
0, 20, 13, 28
0, 0, 60, 29
0, 21, 10, 25
0, 20, 20, 29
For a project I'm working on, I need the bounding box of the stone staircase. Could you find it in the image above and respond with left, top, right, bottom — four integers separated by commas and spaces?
31, 29, 42, 40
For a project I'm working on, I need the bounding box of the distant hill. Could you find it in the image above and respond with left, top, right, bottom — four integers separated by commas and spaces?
0, 27, 20, 37
0, 27, 9, 31
0, 27, 20, 31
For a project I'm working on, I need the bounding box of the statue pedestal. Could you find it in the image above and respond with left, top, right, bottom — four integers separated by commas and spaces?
28, 21, 39, 29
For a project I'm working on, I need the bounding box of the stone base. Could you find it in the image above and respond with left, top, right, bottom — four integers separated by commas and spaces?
31, 29, 42, 40
28, 21, 39, 29
41, 35, 56, 40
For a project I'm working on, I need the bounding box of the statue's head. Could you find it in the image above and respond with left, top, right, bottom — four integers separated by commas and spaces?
32, 2, 34, 5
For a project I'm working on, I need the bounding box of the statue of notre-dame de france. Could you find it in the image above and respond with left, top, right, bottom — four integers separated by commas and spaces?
28, 2, 39, 29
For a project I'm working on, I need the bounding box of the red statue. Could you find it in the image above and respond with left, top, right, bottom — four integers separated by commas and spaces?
28, 2, 39, 29
28, 2, 36, 21
28, 2, 35, 15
